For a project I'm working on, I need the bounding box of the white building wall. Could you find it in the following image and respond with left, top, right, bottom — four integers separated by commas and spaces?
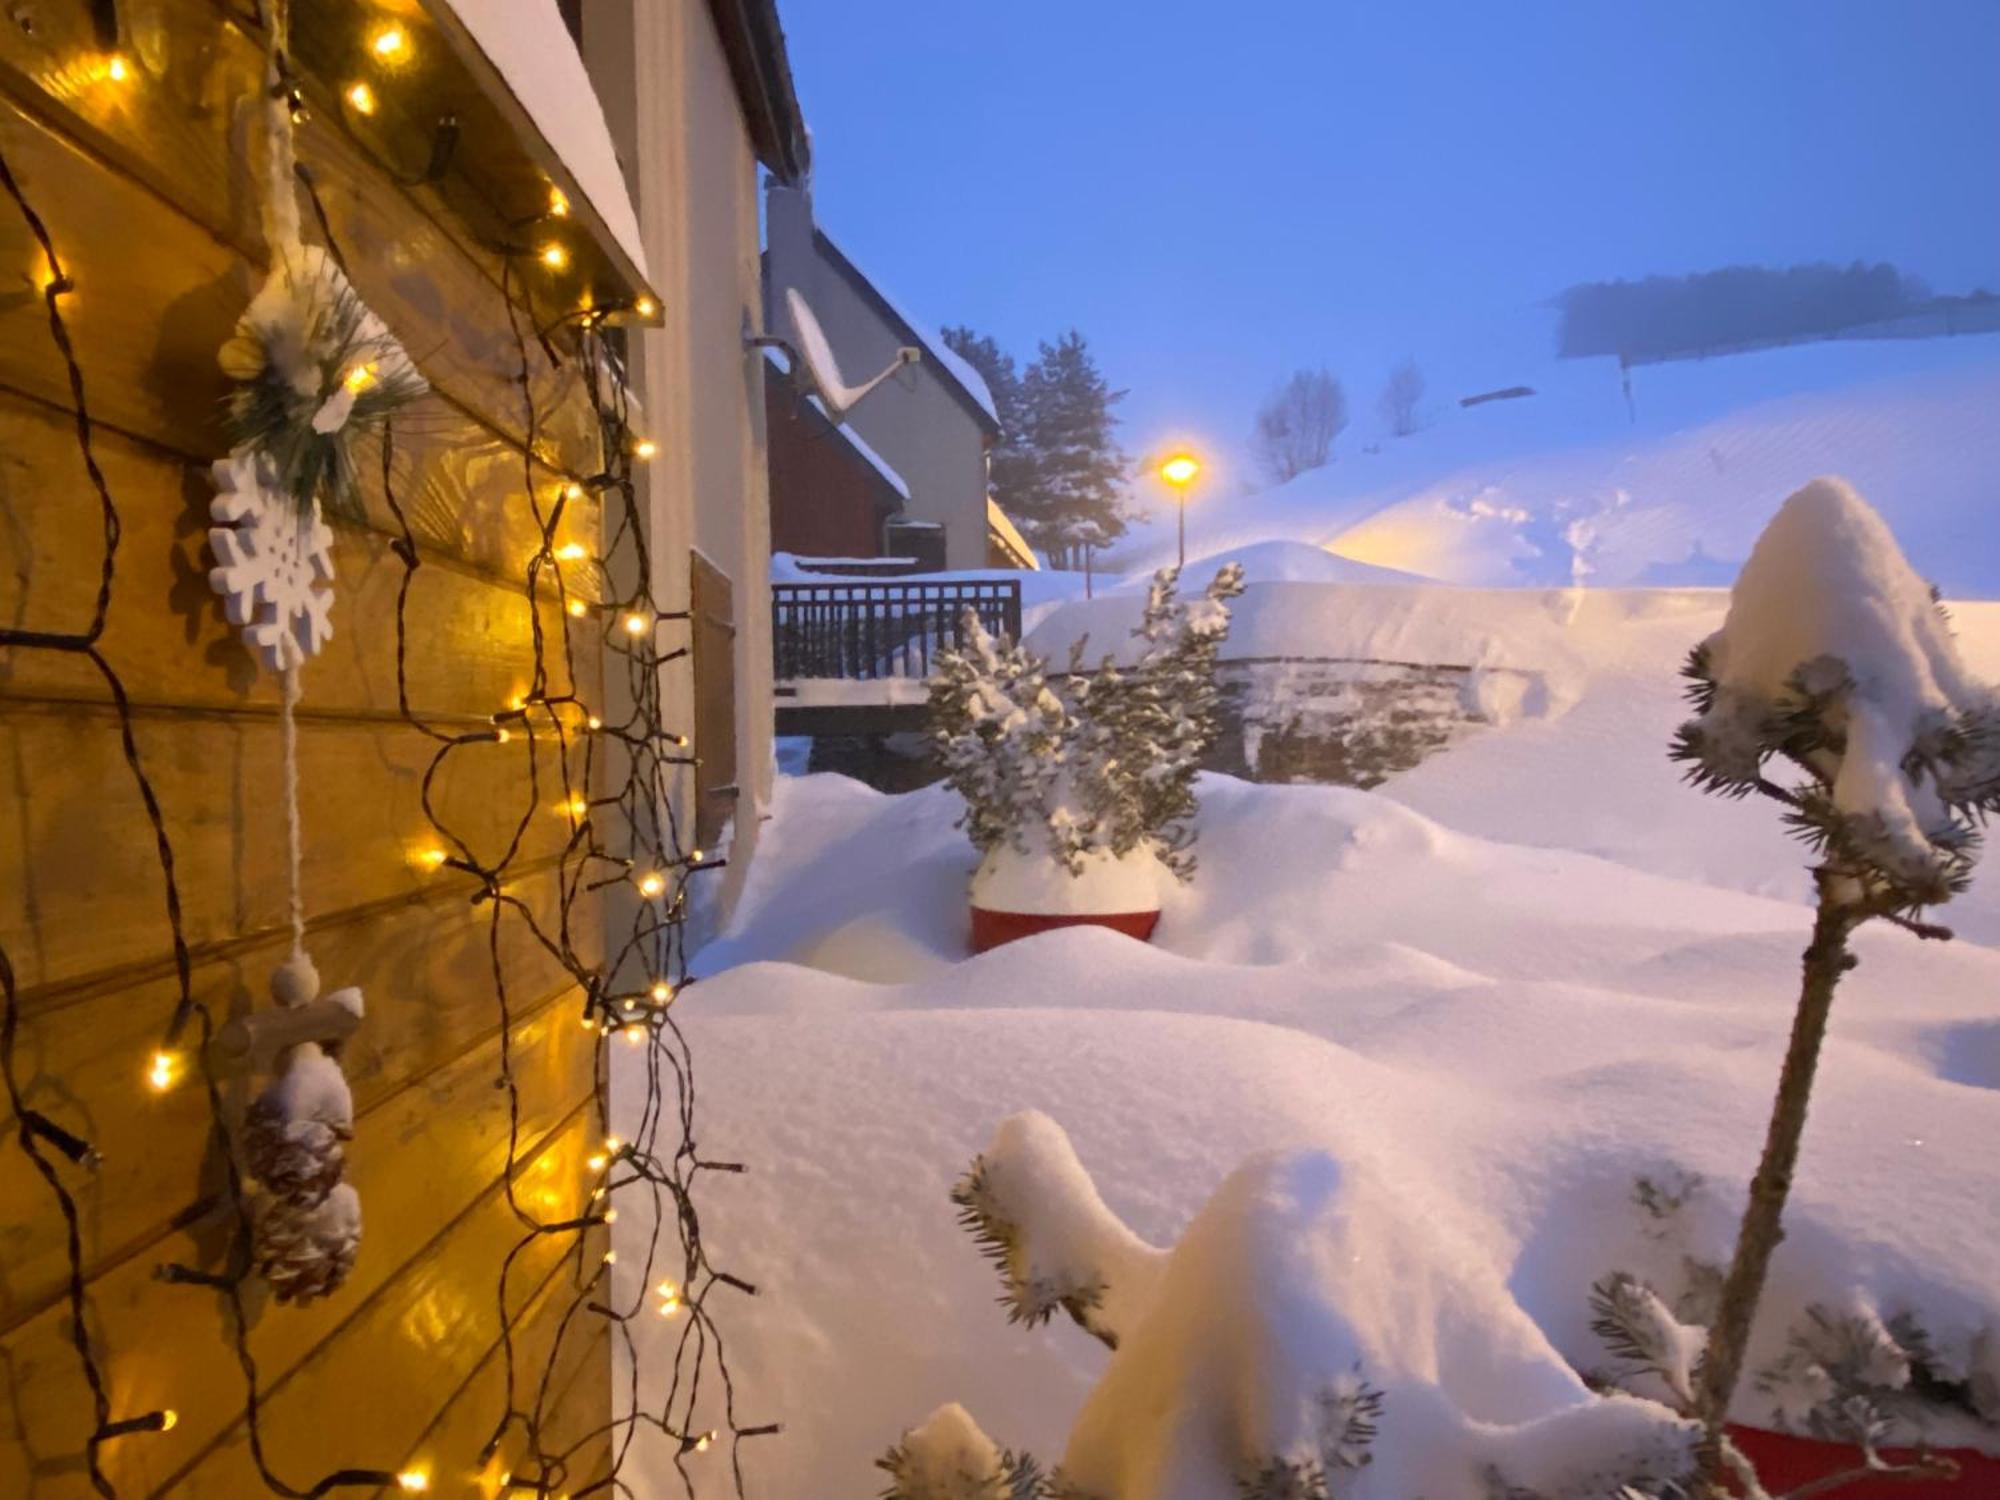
582, 0, 774, 913
766, 183, 993, 569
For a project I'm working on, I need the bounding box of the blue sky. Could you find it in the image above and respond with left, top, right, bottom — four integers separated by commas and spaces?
780, 1, 2000, 488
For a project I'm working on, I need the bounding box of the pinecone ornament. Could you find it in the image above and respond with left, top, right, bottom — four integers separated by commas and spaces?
241, 1041, 351, 1207
241, 951, 366, 1302
255, 1182, 361, 1306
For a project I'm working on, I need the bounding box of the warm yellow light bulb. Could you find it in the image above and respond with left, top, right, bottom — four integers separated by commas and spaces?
633, 438, 658, 461
650, 980, 672, 1003
371, 25, 409, 59
694, 1432, 713, 1453
1160, 453, 1201, 488
417, 846, 447, 870
567, 599, 588, 618
397, 1470, 429, 1494
548, 185, 570, 218
587, 715, 604, 731
556, 542, 588, 561
605, 1137, 622, 1152
563, 481, 585, 502
657, 1292, 682, 1317
346, 81, 376, 115
623, 1027, 644, 1047
636, 872, 665, 898
148, 1051, 179, 1092
565, 795, 589, 816
603, 1207, 618, 1224
540, 242, 569, 271
343, 362, 377, 393
623, 612, 649, 637
602, 1249, 616, 1265
160, 1409, 179, 1432
587, 1154, 607, 1172
494, 727, 512, 744
689, 848, 704, 864
635, 295, 658, 319
105, 54, 131, 82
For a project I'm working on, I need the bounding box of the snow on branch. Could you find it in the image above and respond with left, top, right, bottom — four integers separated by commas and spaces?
876, 1404, 1044, 1500
952, 1111, 1167, 1349
1674, 476, 2000, 909
931, 1123, 1697, 1499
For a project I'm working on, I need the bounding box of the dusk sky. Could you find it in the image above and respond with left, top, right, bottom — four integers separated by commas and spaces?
781, 1, 2000, 492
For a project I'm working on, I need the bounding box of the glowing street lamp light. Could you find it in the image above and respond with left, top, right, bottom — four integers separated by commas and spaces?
1159, 452, 1202, 568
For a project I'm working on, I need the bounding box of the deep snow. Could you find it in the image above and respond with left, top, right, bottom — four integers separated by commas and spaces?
618, 549, 2000, 1494
616, 773, 2000, 1490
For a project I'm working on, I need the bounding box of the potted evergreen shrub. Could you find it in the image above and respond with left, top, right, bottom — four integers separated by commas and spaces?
929, 563, 1244, 952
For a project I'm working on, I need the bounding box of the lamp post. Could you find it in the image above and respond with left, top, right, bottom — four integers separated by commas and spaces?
1160, 452, 1201, 569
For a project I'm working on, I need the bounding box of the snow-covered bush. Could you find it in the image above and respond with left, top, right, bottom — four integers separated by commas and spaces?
1588, 1172, 2000, 1476
884, 1111, 1697, 1500
1666, 476, 2000, 1489
929, 564, 1245, 885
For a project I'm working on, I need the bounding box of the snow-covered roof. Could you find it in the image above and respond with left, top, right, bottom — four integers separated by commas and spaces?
986, 498, 1039, 570
441, 0, 649, 280
763, 347, 911, 502
807, 397, 911, 501
811, 230, 1001, 434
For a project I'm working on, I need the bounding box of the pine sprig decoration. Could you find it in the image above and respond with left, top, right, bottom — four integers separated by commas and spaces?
220, 245, 428, 522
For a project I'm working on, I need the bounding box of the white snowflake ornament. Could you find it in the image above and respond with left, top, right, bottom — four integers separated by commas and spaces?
208, 446, 336, 672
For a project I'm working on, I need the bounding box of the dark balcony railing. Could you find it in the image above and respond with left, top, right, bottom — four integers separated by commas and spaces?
772, 578, 1023, 682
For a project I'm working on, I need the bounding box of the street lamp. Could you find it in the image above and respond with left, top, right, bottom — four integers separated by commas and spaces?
1159, 452, 1201, 568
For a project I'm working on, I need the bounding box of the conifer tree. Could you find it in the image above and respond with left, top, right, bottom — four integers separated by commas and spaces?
1668, 478, 2000, 1492
1021, 332, 1131, 569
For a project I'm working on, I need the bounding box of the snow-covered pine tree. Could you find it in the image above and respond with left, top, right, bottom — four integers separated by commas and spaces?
1669, 476, 2000, 1490
1078, 563, 1247, 880
928, 565, 1243, 885
929, 609, 1074, 864
1021, 332, 1130, 570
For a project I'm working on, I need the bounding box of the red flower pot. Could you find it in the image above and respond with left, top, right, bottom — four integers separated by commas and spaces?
970, 905, 1161, 954
1725, 1424, 2000, 1497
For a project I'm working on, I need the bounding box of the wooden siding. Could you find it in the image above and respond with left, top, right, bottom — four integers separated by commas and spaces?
764, 367, 902, 560
0, 3, 624, 1494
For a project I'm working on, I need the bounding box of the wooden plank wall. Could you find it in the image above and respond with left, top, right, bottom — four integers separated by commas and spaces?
0, 2, 614, 1494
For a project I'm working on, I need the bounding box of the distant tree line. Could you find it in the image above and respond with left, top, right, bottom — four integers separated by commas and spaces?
943, 327, 1129, 571
1555, 261, 1937, 361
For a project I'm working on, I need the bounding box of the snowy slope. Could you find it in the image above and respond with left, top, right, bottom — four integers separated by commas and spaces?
622, 556, 2000, 1494
622, 773, 2000, 1495
1114, 334, 2000, 597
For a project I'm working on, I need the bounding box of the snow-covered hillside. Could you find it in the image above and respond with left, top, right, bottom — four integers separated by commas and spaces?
1113, 334, 2000, 596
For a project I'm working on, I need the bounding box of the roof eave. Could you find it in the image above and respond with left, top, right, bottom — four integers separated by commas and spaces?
708, 0, 810, 183
810, 231, 1003, 438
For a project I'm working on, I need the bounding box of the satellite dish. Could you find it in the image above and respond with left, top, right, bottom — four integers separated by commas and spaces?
785, 287, 919, 423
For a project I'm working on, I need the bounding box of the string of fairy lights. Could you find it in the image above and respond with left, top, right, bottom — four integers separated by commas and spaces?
3, 7, 771, 1496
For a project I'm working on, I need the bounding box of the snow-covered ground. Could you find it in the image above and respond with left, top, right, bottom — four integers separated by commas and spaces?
1110, 333, 2000, 598
615, 570, 2000, 1494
